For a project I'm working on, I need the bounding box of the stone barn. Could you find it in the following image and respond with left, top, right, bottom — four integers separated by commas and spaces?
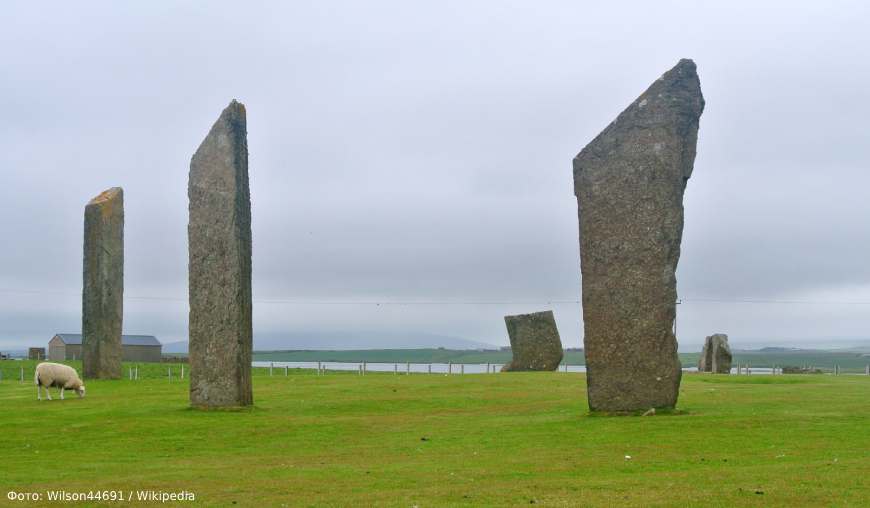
28, 347, 46, 360
48, 334, 162, 362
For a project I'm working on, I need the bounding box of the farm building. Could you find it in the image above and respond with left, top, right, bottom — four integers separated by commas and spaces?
28, 347, 46, 360
48, 334, 162, 362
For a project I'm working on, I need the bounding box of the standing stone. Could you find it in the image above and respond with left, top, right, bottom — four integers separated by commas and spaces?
188, 100, 253, 407
573, 59, 704, 412
501, 311, 563, 372
82, 187, 124, 379
698, 333, 732, 374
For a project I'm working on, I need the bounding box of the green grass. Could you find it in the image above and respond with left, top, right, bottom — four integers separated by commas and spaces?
1, 360, 868, 507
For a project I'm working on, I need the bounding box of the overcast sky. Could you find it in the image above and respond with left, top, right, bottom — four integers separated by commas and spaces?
1, 1, 868, 351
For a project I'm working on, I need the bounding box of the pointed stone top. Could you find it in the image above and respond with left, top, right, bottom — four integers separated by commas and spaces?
190, 100, 248, 173
223, 99, 246, 120
574, 59, 704, 181
203, 100, 245, 143
87, 187, 123, 206
214, 100, 246, 130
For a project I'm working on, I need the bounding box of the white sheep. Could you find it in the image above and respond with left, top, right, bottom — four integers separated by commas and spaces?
35, 362, 86, 400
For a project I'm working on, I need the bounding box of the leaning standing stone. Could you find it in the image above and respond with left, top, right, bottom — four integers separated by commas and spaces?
82, 187, 124, 379
573, 59, 704, 412
501, 311, 563, 372
188, 100, 253, 407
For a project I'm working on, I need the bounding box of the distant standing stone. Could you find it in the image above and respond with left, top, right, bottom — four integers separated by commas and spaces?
573, 59, 704, 412
188, 100, 253, 407
698, 334, 732, 374
82, 187, 124, 379
501, 311, 563, 372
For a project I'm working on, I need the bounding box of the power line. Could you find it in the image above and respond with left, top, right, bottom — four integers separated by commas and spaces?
681, 297, 870, 305
2, 288, 869, 306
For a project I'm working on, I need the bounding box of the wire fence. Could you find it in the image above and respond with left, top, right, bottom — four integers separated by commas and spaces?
3, 359, 869, 384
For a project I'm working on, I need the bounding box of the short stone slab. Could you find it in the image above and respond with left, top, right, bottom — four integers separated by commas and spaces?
501, 311, 563, 372
698, 333, 732, 374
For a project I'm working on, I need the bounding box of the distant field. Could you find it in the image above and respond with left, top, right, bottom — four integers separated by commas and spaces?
253, 348, 870, 373
2, 359, 869, 506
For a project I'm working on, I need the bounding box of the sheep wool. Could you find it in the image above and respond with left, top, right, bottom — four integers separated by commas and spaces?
35, 362, 86, 400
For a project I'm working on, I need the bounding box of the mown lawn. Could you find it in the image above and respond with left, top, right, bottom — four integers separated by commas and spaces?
0, 361, 868, 507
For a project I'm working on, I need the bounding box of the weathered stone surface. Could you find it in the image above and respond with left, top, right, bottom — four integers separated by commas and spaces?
573, 59, 704, 412
698, 333, 732, 373
188, 100, 253, 407
501, 311, 563, 372
82, 187, 124, 380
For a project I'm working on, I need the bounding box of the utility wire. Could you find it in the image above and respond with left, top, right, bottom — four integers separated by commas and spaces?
2, 288, 870, 306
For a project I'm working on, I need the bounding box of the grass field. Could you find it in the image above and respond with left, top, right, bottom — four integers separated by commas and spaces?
1, 360, 868, 507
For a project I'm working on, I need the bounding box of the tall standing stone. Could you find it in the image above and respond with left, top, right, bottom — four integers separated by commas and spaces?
188, 100, 253, 407
501, 311, 564, 372
573, 59, 704, 412
698, 333, 732, 374
82, 187, 124, 379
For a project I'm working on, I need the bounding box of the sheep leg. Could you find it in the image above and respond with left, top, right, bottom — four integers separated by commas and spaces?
45, 386, 52, 401
37, 383, 41, 401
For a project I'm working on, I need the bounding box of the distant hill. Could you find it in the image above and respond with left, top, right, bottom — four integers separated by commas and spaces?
253, 331, 497, 350
161, 331, 498, 355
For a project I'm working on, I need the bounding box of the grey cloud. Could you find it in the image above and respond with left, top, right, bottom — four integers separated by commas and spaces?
2, 1, 868, 350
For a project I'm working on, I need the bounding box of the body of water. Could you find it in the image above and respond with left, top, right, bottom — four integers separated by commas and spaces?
252, 362, 780, 375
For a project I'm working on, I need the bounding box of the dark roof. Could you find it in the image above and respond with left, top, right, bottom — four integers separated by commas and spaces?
53, 334, 161, 347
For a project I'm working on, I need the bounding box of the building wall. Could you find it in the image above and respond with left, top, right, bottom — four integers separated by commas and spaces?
65, 344, 82, 360
47, 336, 161, 362
48, 336, 65, 361
28, 348, 46, 360
123, 345, 162, 363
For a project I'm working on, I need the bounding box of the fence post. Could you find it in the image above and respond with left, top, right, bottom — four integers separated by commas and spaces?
270, 362, 274, 376
285, 365, 288, 376
181, 364, 185, 380
428, 363, 432, 374
317, 362, 321, 375
406, 362, 410, 375
129, 367, 133, 380
135, 366, 139, 380
363, 362, 367, 375
448, 362, 452, 375
168, 367, 171, 382
866, 364, 869, 375
20, 366, 24, 383
394, 363, 397, 375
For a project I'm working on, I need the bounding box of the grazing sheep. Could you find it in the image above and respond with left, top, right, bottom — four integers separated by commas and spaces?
35, 362, 86, 400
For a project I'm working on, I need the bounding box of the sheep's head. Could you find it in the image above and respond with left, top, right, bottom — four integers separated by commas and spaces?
76, 385, 86, 398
